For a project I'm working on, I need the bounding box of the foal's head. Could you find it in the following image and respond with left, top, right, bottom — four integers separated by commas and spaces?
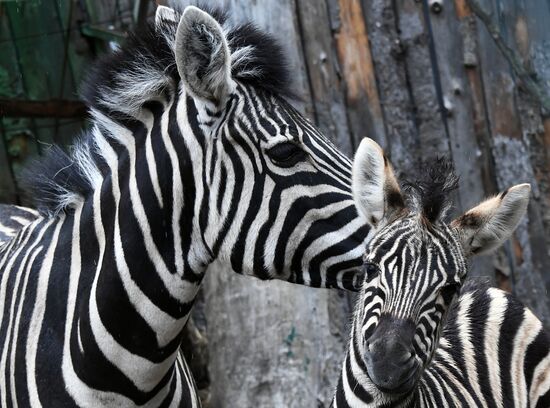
350, 138, 530, 394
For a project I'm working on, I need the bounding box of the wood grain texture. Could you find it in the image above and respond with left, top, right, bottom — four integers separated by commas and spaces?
358, 0, 418, 172
295, 0, 353, 156
474, 0, 550, 326
427, 0, 495, 278
333, 0, 386, 150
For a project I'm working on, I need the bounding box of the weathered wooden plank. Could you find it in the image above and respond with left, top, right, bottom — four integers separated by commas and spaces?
295, 0, 353, 156
358, 0, 418, 172
501, 0, 550, 311
332, 0, 386, 150
507, 0, 550, 269
474, 0, 550, 326
394, 0, 449, 158
425, 1, 495, 278
453, 0, 498, 196
426, 2, 488, 210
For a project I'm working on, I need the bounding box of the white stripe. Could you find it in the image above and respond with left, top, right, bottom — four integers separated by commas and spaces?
26, 216, 65, 407
456, 292, 488, 408
485, 288, 507, 408
512, 308, 542, 407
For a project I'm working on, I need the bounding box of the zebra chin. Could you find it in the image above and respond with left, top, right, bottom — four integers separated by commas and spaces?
365, 361, 420, 396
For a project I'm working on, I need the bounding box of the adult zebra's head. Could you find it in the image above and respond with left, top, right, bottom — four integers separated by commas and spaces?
76, 4, 369, 290
350, 138, 530, 395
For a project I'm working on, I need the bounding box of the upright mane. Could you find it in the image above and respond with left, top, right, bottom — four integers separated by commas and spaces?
404, 157, 459, 224
20, 5, 292, 216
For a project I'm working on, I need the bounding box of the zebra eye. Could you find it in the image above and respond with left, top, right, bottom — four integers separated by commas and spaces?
266, 142, 306, 168
439, 282, 459, 304
364, 262, 380, 276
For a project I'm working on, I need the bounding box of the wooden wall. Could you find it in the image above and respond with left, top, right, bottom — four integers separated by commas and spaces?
1, 1, 549, 406
202, 0, 550, 406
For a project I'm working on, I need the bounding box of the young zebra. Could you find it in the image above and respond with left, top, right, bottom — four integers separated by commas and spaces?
333, 138, 550, 407
0, 5, 369, 407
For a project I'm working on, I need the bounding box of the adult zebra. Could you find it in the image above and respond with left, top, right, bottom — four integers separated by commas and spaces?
0, 4, 369, 407
333, 138, 550, 407
0, 205, 38, 244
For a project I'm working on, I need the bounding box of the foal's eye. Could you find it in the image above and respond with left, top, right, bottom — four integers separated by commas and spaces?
364, 262, 380, 276
439, 282, 460, 304
266, 142, 307, 168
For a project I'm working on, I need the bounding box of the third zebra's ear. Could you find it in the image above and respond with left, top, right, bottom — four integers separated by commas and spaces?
175, 6, 233, 104
352, 138, 405, 228
451, 184, 530, 256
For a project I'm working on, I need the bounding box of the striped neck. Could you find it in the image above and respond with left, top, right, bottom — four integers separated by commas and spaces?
66, 91, 213, 402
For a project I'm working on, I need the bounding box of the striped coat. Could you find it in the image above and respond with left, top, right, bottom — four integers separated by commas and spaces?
0, 5, 368, 407
334, 137, 550, 408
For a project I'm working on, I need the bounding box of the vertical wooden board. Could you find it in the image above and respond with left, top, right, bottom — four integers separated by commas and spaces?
497, 0, 550, 304
358, 0, 418, 172
426, 1, 496, 278
394, 0, 449, 158
509, 0, 550, 264
294, 0, 353, 156
332, 0, 386, 151
204, 1, 349, 406
453, 1, 498, 196
475, 0, 550, 326
426, 2, 489, 210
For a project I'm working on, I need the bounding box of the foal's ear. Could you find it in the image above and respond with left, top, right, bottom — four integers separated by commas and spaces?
175, 6, 233, 104
352, 138, 405, 227
451, 184, 530, 256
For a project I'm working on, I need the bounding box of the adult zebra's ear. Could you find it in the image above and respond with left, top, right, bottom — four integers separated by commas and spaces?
155, 5, 178, 26
451, 183, 531, 256
352, 138, 405, 228
175, 6, 233, 104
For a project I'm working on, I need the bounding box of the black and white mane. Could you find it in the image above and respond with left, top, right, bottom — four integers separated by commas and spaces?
21, 5, 292, 217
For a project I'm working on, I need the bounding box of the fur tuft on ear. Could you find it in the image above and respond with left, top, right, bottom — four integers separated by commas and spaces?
155, 5, 178, 26
175, 6, 233, 103
352, 138, 404, 227
451, 183, 530, 256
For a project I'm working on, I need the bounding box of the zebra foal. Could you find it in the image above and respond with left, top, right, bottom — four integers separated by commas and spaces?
0, 4, 370, 407
333, 138, 550, 407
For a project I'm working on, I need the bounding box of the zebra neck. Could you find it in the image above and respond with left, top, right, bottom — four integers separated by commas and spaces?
90, 94, 214, 285
64, 99, 213, 399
